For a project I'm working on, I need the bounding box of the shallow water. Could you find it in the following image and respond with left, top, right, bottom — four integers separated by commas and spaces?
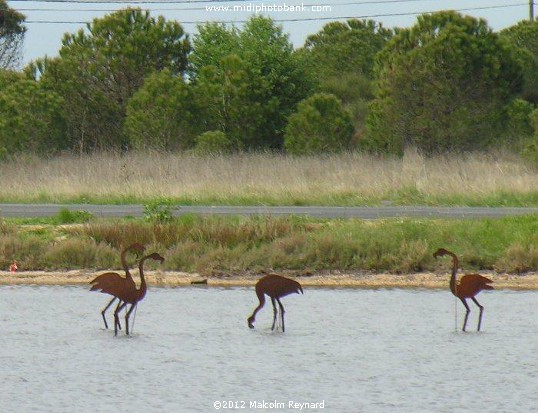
1, 286, 535, 413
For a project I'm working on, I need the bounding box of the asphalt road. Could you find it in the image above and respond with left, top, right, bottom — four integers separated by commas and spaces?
0, 204, 537, 219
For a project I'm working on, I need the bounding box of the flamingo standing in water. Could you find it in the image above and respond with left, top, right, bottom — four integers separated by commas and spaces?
111, 252, 165, 335
433, 248, 494, 331
247, 274, 303, 332
89, 243, 145, 330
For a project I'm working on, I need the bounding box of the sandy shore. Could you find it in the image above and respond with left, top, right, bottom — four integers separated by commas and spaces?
1, 270, 538, 290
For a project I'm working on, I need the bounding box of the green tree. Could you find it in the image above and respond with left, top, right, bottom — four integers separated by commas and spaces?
190, 16, 313, 150
0, 67, 22, 87
0, 0, 26, 69
189, 22, 239, 77
29, 8, 190, 153
125, 69, 199, 150
193, 54, 258, 150
299, 19, 393, 140
366, 11, 522, 155
0, 78, 66, 156
504, 98, 535, 139
284, 93, 354, 155
302, 19, 393, 79
501, 20, 538, 104
523, 108, 538, 164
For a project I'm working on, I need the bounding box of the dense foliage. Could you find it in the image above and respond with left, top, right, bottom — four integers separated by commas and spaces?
284, 93, 354, 154
0, 78, 65, 157
501, 20, 538, 104
28, 8, 190, 153
125, 69, 199, 150
366, 12, 523, 155
190, 16, 313, 149
0, 10, 537, 160
299, 19, 393, 139
0, 0, 25, 69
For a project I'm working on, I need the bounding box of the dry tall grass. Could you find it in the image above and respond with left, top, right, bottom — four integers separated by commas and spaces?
1, 149, 536, 205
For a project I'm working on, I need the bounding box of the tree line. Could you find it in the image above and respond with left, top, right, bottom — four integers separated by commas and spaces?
1, 1, 537, 160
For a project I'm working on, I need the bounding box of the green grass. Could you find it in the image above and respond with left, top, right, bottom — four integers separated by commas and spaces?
1, 214, 536, 274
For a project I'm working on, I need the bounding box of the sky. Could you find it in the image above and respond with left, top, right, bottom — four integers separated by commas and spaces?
5, 0, 535, 65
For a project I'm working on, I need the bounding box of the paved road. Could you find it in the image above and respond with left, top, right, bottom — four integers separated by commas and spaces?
1, 204, 537, 219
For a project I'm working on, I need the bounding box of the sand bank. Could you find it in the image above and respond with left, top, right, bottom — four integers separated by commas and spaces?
1, 270, 537, 290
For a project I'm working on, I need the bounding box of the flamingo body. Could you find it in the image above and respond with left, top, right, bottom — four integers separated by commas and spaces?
456, 273, 494, 298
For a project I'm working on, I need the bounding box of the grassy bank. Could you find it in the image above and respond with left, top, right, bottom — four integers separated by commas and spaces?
0, 150, 536, 206
1, 214, 536, 275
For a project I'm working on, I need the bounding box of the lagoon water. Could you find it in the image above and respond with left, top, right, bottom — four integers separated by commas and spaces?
1, 285, 536, 413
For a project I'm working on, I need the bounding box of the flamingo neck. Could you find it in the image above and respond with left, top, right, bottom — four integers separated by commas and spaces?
448, 252, 459, 295
248, 290, 266, 325
120, 248, 130, 275
137, 257, 148, 300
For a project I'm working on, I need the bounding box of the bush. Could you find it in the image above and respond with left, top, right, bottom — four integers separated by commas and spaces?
143, 199, 178, 223
194, 130, 233, 154
43, 239, 116, 269
56, 208, 93, 224
284, 93, 354, 155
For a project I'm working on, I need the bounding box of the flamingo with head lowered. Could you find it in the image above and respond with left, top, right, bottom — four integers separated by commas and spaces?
247, 274, 303, 332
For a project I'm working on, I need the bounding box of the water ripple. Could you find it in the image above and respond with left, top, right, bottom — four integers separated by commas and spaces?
1, 286, 535, 412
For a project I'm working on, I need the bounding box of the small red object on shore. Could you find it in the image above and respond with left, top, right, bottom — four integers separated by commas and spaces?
9, 261, 18, 272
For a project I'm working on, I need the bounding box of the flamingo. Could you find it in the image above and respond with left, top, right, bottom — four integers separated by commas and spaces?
247, 274, 303, 332
112, 252, 165, 336
89, 242, 145, 330
433, 248, 494, 331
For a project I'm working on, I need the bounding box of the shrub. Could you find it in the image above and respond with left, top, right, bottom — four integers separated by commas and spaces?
143, 199, 179, 224
56, 208, 93, 224
43, 239, 116, 269
284, 93, 354, 155
194, 130, 233, 154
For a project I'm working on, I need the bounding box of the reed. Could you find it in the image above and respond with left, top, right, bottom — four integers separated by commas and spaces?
0, 150, 536, 206
2, 215, 536, 274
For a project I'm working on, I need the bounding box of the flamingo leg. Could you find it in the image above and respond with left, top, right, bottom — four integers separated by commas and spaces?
113, 300, 124, 331
114, 302, 127, 336
101, 297, 117, 329
460, 298, 471, 332
277, 298, 286, 332
125, 304, 137, 335
472, 297, 485, 331
270, 297, 278, 330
